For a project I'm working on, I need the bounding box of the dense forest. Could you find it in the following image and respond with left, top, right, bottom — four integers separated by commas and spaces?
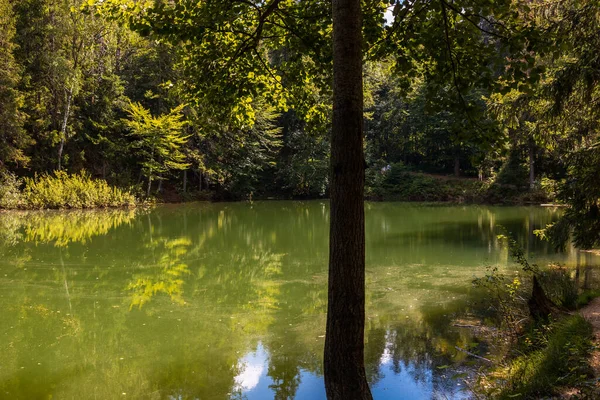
0, 0, 598, 246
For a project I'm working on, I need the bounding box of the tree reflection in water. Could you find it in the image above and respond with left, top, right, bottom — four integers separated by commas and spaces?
0, 202, 595, 399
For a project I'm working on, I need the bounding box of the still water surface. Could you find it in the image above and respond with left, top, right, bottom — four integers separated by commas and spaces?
0, 202, 596, 399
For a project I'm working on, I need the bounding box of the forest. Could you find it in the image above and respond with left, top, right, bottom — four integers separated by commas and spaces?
0, 0, 596, 214
1, 1, 600, 398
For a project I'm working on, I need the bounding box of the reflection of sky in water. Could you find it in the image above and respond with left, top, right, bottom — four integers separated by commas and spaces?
232, 343, 326, 399
233, 341, 469, 400
371, 333, 470, 400
234, 345, 267, 392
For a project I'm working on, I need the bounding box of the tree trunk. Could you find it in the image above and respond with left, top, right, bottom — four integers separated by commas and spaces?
183, 170, 187, 193
57, 84, 74, 170
528, 275, 562, 321
529, 136, 535, 189
324, 1, 372, 399
453, 149, 460, 177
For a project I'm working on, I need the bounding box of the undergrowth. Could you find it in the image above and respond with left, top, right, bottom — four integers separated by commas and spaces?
366, 162, 558, 204
473, 234, 595, 399
481, 315, 594, 399
366, 163, 484, 202
0, 171, 137, 209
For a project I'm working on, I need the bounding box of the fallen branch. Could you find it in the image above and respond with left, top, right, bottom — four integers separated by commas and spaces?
455, 346, 493, 363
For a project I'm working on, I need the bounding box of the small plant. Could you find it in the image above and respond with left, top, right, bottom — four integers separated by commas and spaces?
473, 266, 529, 338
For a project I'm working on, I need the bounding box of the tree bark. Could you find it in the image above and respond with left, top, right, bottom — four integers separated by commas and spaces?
529, 136, 535, 189
454, 149, 460, 177
57, 84, 74, 170
528, 275, 563, 321
324, 1, 372, 399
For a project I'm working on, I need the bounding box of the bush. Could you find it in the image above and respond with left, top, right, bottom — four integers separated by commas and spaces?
367, 163, 484, 202
21, 171, 136, 209
494, 151, 530, 188
0, 172, 23, 209
540, 177, 561, 202
538, 266, 579, 310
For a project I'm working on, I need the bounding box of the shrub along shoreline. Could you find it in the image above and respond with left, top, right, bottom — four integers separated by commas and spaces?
1, 166, 559, 209
365, 163, 557, 204
0, 171, 137, 210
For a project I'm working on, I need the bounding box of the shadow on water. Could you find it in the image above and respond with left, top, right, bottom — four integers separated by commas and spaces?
0, 202, 598, 399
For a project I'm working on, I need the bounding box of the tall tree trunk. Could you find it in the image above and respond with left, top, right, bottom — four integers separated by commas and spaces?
453, 148, 460, 177
183, 170, 187, 193
57, 84, 74, 170
529, 136, 535, 189
325, 1, 372, 399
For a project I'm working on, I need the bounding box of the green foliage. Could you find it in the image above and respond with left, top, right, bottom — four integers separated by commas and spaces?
197, 101, 283, 200
20, 171, 136, 209
475, 239, 593, 397
0, 172, 23, 209
537, 267, 579, 310
577, 289, 600, 309
546, 145, 600, 250
367, 163, 485, 202
0, 0, 595, 214
0, 0, 29, 167
493, 151, 530, 188
472, 266, 529, 338
124, 102, 189, 194
473, 236, 578, 340
539, 178, 560, 202
275, 112, 328, 198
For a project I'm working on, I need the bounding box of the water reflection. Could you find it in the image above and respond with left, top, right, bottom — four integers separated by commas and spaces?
0, 202, 598, 399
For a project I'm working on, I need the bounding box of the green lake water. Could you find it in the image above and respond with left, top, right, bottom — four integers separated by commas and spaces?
0, 202, 598, 399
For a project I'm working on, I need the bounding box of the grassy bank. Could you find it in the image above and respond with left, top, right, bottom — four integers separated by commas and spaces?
481, 315, 594, 399
470, 261, 599, 399
0, 171, 137, 209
